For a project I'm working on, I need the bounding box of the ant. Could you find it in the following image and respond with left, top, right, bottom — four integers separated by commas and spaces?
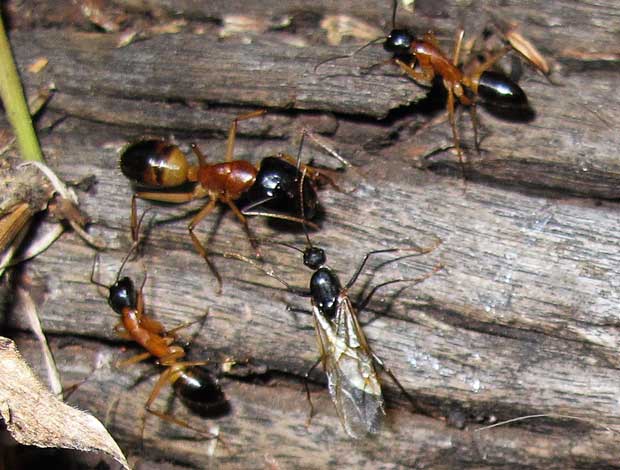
120, 110, 346, 291
382, 0, 531, 168
224, 171, 442, 437
90, 224, 230, 439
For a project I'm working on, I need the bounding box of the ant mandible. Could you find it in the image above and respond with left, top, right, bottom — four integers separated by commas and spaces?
120, 110, 344, 291
383, 0, 530, 169
90, 227, 229, 439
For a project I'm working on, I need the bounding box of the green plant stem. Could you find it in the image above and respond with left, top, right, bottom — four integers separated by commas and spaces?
0, 12, 43, 162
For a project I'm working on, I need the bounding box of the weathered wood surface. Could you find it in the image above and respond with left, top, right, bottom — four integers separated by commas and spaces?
3, 0, 620, 469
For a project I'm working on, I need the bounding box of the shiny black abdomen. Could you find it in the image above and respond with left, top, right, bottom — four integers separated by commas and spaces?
173, 366, 230, 418
310, 267, 342, 319
477, 71, 528, 109
240, 157, 318, 220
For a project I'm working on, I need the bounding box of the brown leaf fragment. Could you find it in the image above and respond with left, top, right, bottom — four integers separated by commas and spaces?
0, 337, 129, 470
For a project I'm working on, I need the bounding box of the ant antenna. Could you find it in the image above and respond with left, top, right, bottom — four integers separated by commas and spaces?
392, 0, 398, 29
91, 207, 151, 289
314, 37, 386, 73
295, 131, 306, 173
299, 167, 313, 249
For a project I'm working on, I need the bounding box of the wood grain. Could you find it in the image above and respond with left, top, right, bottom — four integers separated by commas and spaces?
3, 0, 620, 468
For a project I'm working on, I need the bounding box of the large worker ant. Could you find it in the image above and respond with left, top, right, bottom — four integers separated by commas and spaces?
383, 0, 532, 167
120, 110, 346, 290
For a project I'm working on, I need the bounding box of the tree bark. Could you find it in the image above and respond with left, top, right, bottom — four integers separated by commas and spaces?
2, 1, 620, 469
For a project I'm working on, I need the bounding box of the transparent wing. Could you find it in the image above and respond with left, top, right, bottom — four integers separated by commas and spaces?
314, 297, 385, 438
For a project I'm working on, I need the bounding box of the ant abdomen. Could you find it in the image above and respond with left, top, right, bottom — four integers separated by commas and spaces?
173, 366, 230, 418
120, 139, 191, 188
477, 71, 529, 109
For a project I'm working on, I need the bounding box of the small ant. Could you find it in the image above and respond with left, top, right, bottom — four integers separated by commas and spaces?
90, 230, 229, 439
383, 0, 531, 167
120, 110, 346, 290
224, 170, 442, 437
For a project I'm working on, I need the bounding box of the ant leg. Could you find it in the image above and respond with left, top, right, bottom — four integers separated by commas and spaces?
297, 129, 351, 170
467, 47, 511, 87
356, 262, 443, 312
446, 86, 465, 176
276, 152, 343, 192
157, 346, 187, 366
187, 198, 222, 292
346, 241, 441, 290
452, 29, 465, 67
113, 322, 134, 340
303, 358, 323, 428
134, 190, 196, 204
224, 199, 261, 258
422, 31, 441, 49
225, 109, 267, 162
165, 312, 209, 338
346, 248, 402, 289
394, 58, 435, 84
116, 350, 153, 368
469, 103, 481, 153
370, 352, 417, 411
143, 364, 219, 441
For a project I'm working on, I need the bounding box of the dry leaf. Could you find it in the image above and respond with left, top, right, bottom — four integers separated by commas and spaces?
0, 337, 129, 469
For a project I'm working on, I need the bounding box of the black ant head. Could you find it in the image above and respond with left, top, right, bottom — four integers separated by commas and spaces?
108, 277, 136, 314
303, 246, 326, 270
384, 29, 414, 58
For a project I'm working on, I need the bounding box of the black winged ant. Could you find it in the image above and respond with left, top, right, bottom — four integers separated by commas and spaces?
223, 170, 442, 437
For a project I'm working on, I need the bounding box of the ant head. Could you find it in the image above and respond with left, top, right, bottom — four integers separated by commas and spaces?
108, 277, 136, 314
303, 246, 326, 270
384, 29, 415, 57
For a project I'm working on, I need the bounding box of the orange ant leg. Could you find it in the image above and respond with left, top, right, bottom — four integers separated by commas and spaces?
187, 198, 222, 292
157, 345, 187, 366
452, 29, 465, 67
224, 199, 261, 258
134, 190, 197, 204
164, 313, 209, 339
274, 152, 342, 191
446, 85, 465, 173
224, 109, 267, 162
113, 323, 135, 340
449, 30, 467, 174
142, 362, 219, 441
393, 58, 435, 84
116, 350, 154, 368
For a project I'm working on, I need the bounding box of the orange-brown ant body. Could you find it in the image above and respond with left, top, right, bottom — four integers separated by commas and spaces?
383, 1, 530, 166
120, 110, 335, 290
91, 239, 229, 437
